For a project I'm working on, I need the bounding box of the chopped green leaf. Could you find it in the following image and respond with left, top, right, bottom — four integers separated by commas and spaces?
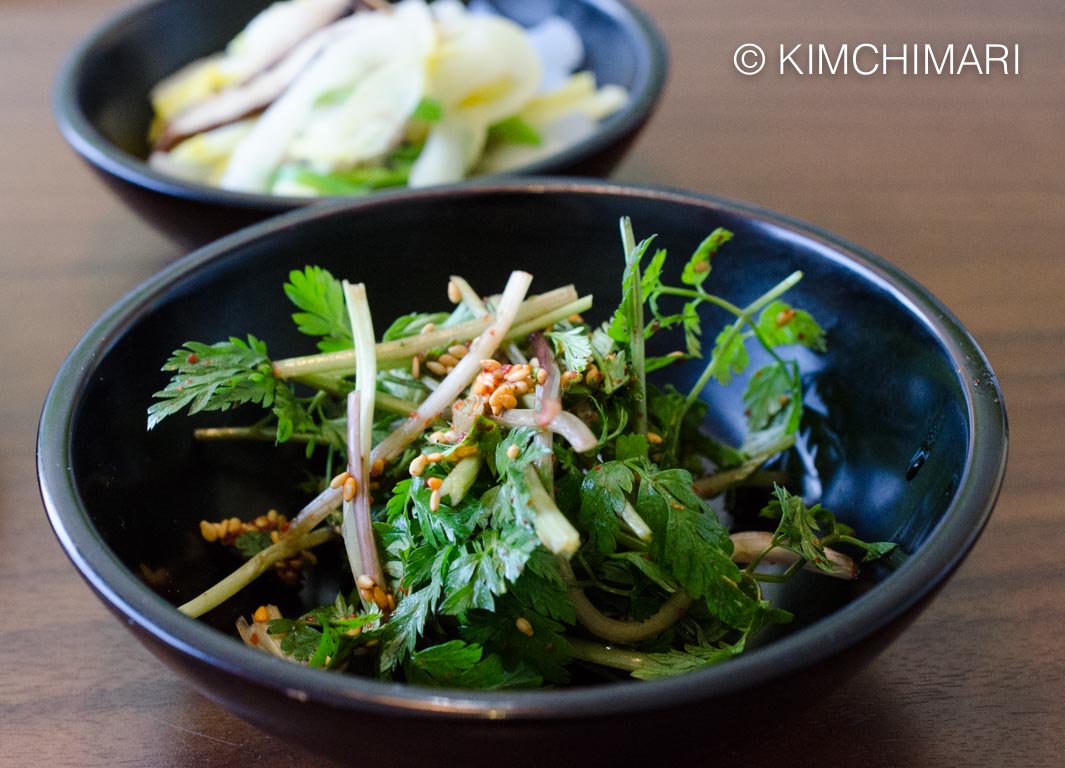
487, 115, 541, 145
411, 96, 444, 122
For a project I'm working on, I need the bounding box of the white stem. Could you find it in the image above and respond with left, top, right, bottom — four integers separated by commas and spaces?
524, 466, 580, 558
620, 499, 653, 542
491, 409, 597, 453
342, 283, 384, 590
370, 271, 533, 466
730, 530, 858, 580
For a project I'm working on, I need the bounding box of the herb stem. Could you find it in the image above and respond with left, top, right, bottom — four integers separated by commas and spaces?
524, 466, 580, 558
690, 434, 796, 498
619, 499, 653, 542
440, 455, 482, 505
621, 217, 648, 436
505, 296, 593, 340
341, 282, 384, 593
652, 285, 744, 317
567, 637, 648, 673
272, 286, 579, 378
560, 557, 694, 644
665, 271, 804, 463
731, 530, 858, 580
178, 527, 335, 618
371, 271, 534, 466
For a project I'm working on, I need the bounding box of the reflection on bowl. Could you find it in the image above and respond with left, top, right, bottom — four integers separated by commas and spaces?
39, 180, 1007, 766
53, 0, 668, 247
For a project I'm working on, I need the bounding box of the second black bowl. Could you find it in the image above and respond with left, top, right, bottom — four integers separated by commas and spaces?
54, 0, 668, 247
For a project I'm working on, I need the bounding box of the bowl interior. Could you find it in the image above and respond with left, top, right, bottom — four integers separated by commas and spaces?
61, 0, 666, 189
41, 182, 1005, 718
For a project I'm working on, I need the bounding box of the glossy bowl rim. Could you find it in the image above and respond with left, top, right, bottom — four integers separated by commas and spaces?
38, 178, 1008, 721
52, 0, 669, 212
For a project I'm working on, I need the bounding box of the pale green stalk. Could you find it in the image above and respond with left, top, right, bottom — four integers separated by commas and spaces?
439, 455, 482, 505
272, 286, 578, 379
523, 466, 580, 558
178, 528, 335, 618
620, 217, 647, 436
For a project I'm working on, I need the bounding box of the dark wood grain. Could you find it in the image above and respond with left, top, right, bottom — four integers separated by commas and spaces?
3, 1, 1062, 765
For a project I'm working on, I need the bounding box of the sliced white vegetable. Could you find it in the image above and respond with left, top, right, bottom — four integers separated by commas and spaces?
426, 12, 542, 127
149, 55, 228, 127
521, 71, 629, 126
222, 0, 353, 81
220, 0, 435, 192
149, 119, 256, 183
150, 0, 350, 123
476, 112, 596, 173
157, 17, 350, 149
408, 115, 487, 187
288, 52, 425, 170
527, 16, 585, 91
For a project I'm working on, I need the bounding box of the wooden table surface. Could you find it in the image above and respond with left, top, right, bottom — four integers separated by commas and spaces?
3, 1, 1062, 765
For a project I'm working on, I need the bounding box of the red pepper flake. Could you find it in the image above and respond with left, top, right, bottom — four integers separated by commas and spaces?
187, 353, 199, 364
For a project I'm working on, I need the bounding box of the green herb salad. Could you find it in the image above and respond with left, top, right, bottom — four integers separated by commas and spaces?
148, 218, 895, 687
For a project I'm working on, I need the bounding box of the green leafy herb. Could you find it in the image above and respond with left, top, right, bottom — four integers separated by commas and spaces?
152, 218, 896, 689
147, 335, 278, 430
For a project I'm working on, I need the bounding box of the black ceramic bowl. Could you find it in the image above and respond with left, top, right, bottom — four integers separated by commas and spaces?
39, 180, 1007, 766
54, 0, 667, 247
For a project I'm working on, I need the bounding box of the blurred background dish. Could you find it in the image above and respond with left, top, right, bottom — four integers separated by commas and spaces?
38, 180, 1006, 766
53, 0, 668, 246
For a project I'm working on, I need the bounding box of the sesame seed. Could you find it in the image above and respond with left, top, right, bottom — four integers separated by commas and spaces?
343, 475, 358, 502
199, 520, 217, 543
409, 454, 429, 476
506, 444, 520, 460
356, 574, 376, 590
515, 617, 534, 637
